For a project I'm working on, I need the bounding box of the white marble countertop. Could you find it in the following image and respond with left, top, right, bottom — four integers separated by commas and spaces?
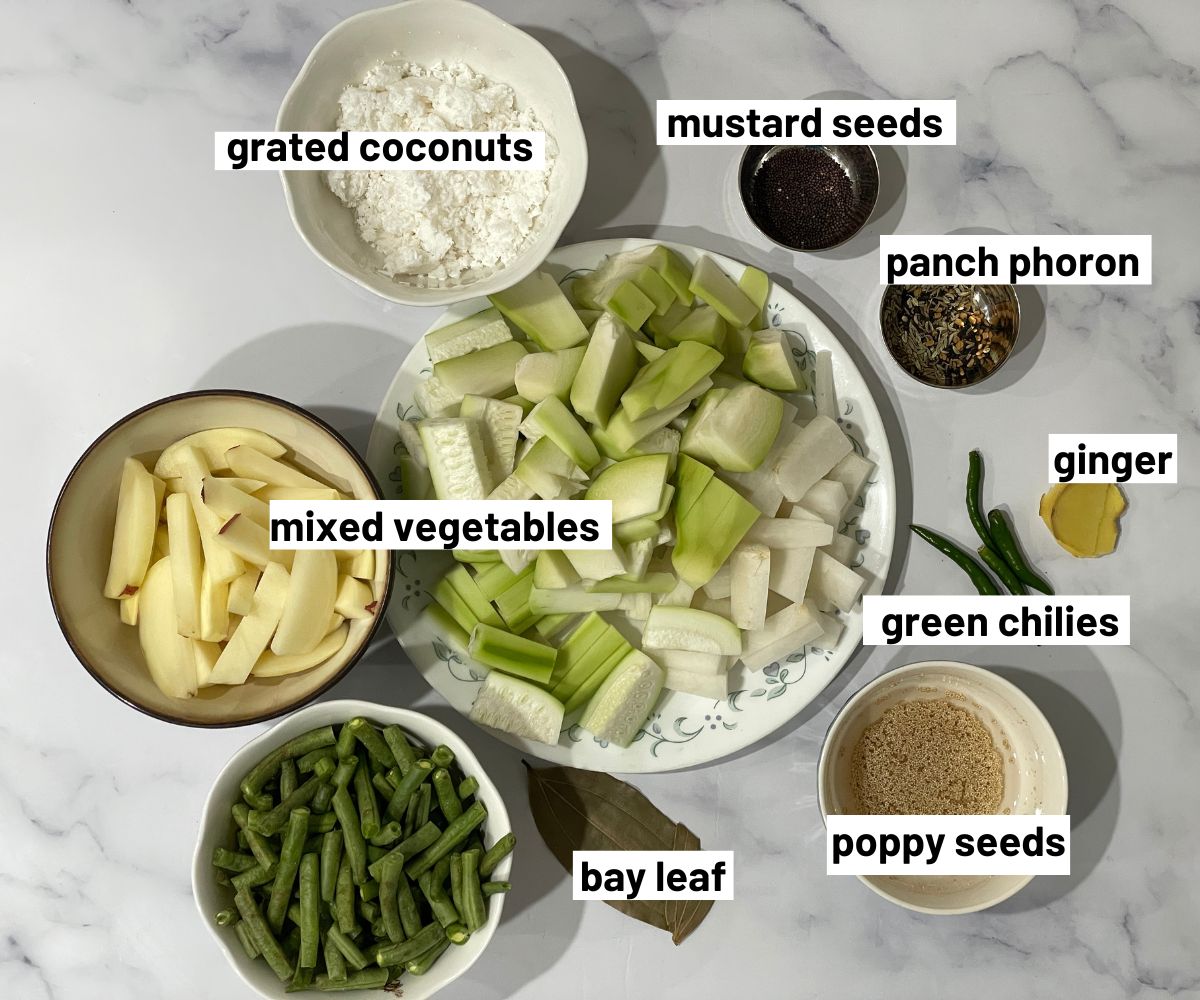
6, 1, 1199, 997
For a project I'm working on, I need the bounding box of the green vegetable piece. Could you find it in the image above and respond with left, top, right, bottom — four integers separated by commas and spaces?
490, 271, 589, 350
431, 340, 528, 401
298, 853, 320, 968
443, 566, 503, 628
549, 627, 630, 703
352, 759, 381, 840
686, 383, 784, 472
461, 848, 488, 932
480, 832, 516, 878
374, 922, 448, 967
319, 830, 343, 905
240, 726, 336, 811
523, 395, 601, 470
673, 454, 716, 521
406, 801, 488, 880
584, 572, 676, 594
418, 862, 462, 929
333, 857, 356, 934
432, 767, 463, 823
580, 650, 664, 748
632, 264, 676, 314
424, 307, 513, 364
672, 474, 760, 587
533, 550, 580, 590
468, 624, 557, 684
323, 933, 348, 983
311, 968, 391, 991
234, 921, 259, 960
482, 880, 511, 896
267, 809, 310, 934
562, 643, 633, 716
603, 279, 656, 329
383, 758, 433, 823
325, 925, 369, 971
406, 936, 452, 971
653, 246, 694, 305
279, 759, 298, 800
621, 341, 724, 420
689, 254, 759, 327
584, 453, 671, 523
234, 889, 293, 982
645, 299, 690, 343
571, 313, 639, 427
331, 786, 369, 885
988, 509, 1054, 595
737, 264, 770, 318
743, 328, 802, 391
910, 524, 999, 595
513, 345, 587, 404
473, 561, 521, 601
665, 304, 727, 350
211, 847, 257, 873
979, 544, 1026, 595
546, 612, 608, 688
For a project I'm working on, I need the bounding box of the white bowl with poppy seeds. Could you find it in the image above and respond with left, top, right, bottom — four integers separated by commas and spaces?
194, 700, 513, 998
818, 661, 1067, 915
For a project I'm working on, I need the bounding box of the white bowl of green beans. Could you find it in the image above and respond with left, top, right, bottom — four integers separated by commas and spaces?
193, 700, 515, 997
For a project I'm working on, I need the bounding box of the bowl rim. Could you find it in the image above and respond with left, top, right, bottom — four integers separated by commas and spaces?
46, 388, 394, 728
736, 143, 880, 253
275, 0, 588, 307
191, 699, 512, 998
877, 283, 1022, 390
815, 659, 1068, 915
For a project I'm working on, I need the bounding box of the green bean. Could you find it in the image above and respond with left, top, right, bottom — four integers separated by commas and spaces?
405, 936, 450, 974
325, 925, 369, 971
402, 783, 421, 836
414, 783, 432, 829
367, 845, 386, 864
323, 933, 348, 982
445, 921, 470, 945
241, 726, 336, 810
334, 857, 356, 935
352, 760, 381, 840
406, 801, 488, 879
480, 832, 515, 877
368, 822, 441, 881
370, 918, 388, 940
383, 725, 418, 775
212, 847, 257, 872
286, 902, 303, 928
379, 864, 404, 943
298, 747, 337, 773
231, 861, 277, 891
234, 888, 293, 981
334, 722, 357, 761
418, 859, 461, 929
215, 908, 239, 927
431, 767, 463, 823
279, 759, 298, 800
988, 509, 1054, 594
232, 802, 251, 830
298, 853, 320, 968
349, 717, 397, 769
244, 828, 279, 868
374, 922, 446, 966
372, 772, 396, 800
234, 920, 259, 960
359, 899, 380, 924
457, 776, 479, 800
910, 525, 999, 595
359, 879, 379, 902
370, 821, 404, 847
395, 870, 422, 938
302, 833, 325, 856
429, 745, 455, 770
312, 758, 352, 815
966, 450, 995, 549
267, 809, 310, 933
385, 759, 434, 822
281, 925, 302, 961
213, 869, 232, 887
306, 811, 337, 834
331, 786, 368, 884
450, 853, 466, 920
286, 965, 314, 992
461, 848, 487, 932
320, 830, 343, 905
979, 544, 1026, 594
250, 758, 336, 836
312, 967, 390, 991
482, 880, 511, 896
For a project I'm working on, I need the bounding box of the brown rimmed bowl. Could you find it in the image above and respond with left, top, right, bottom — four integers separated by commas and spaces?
47, 390, 392, 727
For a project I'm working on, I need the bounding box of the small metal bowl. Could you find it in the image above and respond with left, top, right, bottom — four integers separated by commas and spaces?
738, 144, 879, 252
879, 284, 1020, 389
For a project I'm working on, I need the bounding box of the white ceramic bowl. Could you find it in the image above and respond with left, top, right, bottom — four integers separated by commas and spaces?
818, 661, 1068, 915
277, 0, 587, 306
194, 700, 513, 998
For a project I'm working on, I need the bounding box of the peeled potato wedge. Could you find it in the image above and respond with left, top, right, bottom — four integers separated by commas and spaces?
137, 557, 198, 699
165, 493, 204, 639
272, 549, 338, 656
103, 458, 164, 599
253, 624, 350, 678
207, 562, 290, 686
227, 445, 328, 490
334, 575, 377, 620
154, 428, 285, 479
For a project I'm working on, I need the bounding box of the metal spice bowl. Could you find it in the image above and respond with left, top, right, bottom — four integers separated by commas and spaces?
879, 284, 1020, 388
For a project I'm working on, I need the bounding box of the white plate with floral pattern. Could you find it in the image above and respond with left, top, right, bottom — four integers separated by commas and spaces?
366, 239, 895, 772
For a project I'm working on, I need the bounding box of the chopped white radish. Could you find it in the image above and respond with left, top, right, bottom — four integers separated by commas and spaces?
655, 578, 695, 607
137, 557, 198, 699
651, 647, 729, 676
207, 562, 290, 686
617, 592, 653, 621
664, 667, 730, 700
272, 549, 338, 656
804, 600, 845, 650
772, 415, 852, 502
334, 575, 376, 619
418, 418, 493, 500
813, 350, 837, 420
827, 451, 875, 505
768, 545, 816, 603
253, 625, 350, 678
104, 457, 163, 599
806, 551, 866, 613
165, 493, 204, 639
690, 593, 732, 618
798, 479, 849, 527
642, 606, 741, 656
744, 517, 833, 548
823, 532, 859, 566
731, 543, 770, 631
739, 603, 823, 672
470, 670, 565, 745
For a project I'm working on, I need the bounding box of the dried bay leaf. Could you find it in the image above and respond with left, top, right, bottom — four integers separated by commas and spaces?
524, 761, 714, 944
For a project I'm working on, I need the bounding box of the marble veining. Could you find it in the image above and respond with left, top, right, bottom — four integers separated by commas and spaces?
4, 0, 1199, 997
